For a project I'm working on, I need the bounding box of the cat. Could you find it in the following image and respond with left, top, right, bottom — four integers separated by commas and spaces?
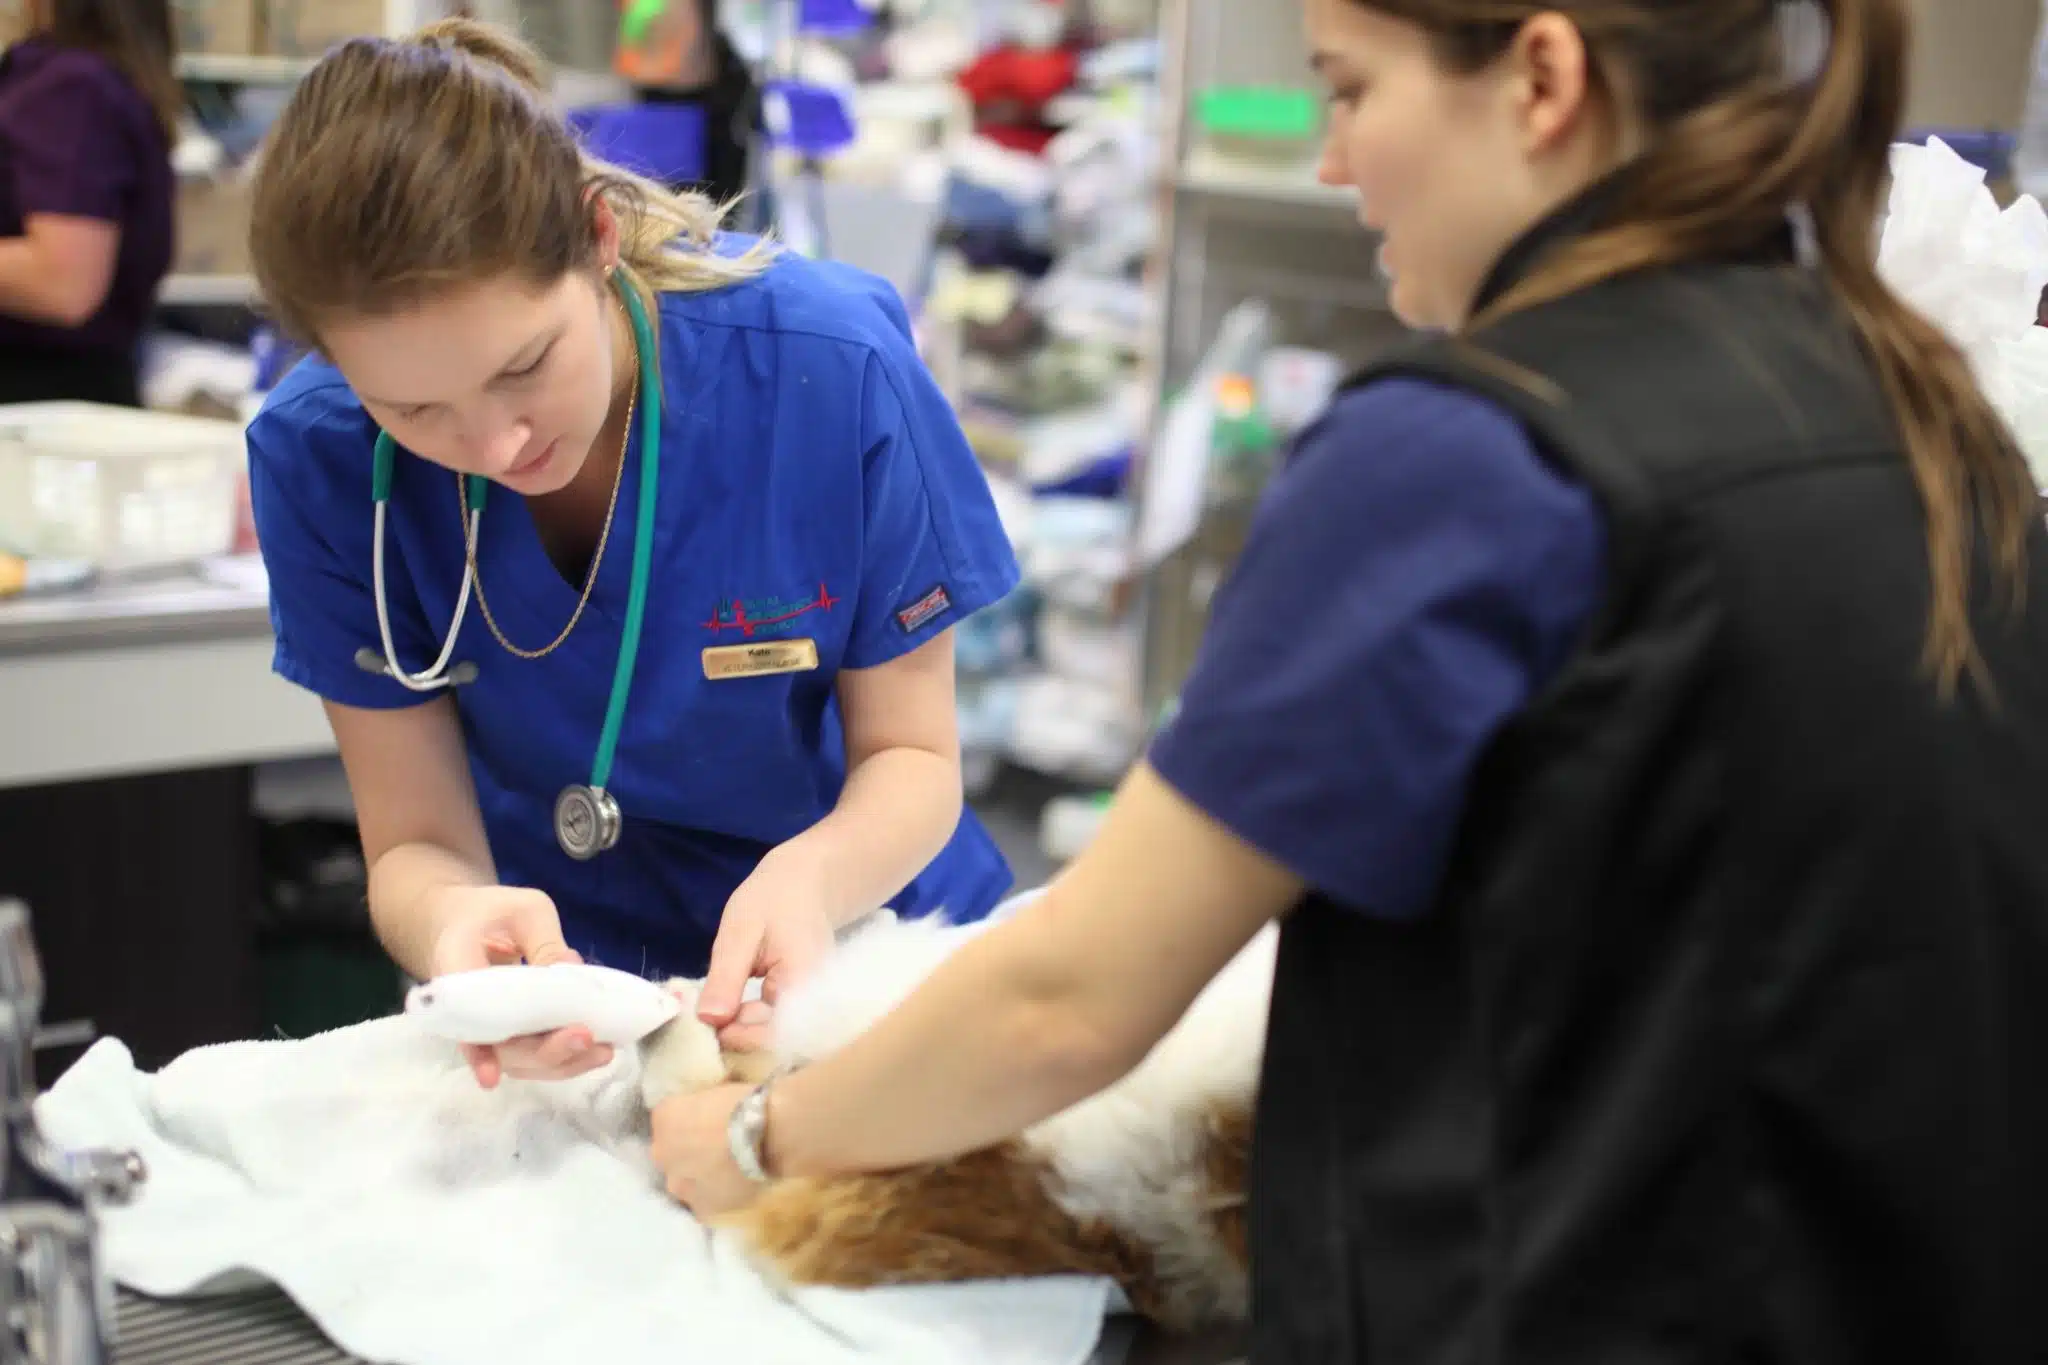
636, 910, 1272, 1332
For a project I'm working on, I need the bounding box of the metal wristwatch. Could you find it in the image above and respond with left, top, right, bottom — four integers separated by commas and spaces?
726, 1073, 781, 1185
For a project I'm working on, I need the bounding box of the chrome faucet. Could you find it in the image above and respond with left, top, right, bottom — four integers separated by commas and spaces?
0, 899, 145, 1365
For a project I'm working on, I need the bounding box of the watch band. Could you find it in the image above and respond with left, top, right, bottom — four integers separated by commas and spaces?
726, 1071, 783, 1184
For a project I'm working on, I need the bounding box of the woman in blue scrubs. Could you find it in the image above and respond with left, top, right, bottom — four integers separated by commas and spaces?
243, 19, 1019, 1083
654, 0, 2048, 1360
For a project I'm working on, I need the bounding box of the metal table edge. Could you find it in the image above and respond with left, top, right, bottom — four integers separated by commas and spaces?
0, 605, 275, 659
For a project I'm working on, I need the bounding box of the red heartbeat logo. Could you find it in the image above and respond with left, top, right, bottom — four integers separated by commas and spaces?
702, 582, 839, 636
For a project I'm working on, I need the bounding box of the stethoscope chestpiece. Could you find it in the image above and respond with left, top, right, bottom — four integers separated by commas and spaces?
554, 785, 622, 862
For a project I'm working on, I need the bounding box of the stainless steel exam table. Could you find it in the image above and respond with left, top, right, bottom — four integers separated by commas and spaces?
110, 1288, 1248, 1365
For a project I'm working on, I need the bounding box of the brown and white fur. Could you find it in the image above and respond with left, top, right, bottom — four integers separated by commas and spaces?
636, 910, 1273, 1333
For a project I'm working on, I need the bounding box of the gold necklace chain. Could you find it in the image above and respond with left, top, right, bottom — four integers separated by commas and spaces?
459, 333, 640, 661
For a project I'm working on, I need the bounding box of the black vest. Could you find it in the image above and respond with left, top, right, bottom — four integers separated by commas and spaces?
1247, 194, 2048, 1364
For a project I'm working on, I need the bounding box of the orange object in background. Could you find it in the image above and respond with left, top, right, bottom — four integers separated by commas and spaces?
614, 0, 715, 89
1212, 373, 1256, 418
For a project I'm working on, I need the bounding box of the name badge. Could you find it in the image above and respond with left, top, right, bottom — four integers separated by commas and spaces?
703, 639, 820, 680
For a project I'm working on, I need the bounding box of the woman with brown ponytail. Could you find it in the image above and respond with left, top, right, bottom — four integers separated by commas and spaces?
654, 1, 2048, 1360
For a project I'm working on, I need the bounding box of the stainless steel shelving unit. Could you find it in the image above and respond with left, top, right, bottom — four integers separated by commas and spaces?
161, 1, 619, 312
1129, 0, 1414, 716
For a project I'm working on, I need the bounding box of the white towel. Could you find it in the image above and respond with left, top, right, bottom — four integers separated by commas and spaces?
34, 1015, 1114, 1365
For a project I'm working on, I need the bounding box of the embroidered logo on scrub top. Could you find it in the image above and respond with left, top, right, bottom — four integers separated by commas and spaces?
702, 582, 839, 639
896, 584, 953, 633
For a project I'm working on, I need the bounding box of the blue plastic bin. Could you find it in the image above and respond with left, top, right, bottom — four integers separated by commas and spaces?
1037, 445, 1134, 499
1902, 127, 2016, 180
798, 0, 876, 35
566, 103, 708, 187
763, 80, 857, 158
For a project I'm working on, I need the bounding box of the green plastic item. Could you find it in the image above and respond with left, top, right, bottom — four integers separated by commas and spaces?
1194, 86, 1320, 141
620, 0, 670, 45
1214, 408, 1274, 457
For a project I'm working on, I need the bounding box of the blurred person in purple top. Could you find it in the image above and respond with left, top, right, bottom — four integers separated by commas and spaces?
0, 0, 177, 405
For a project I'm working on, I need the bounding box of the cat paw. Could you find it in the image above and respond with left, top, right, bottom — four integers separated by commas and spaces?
721, 1046, 782, 1086
637, 979, 727, 1109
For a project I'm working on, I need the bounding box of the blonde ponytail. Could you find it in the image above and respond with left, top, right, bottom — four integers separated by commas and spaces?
408, 15, 548, 90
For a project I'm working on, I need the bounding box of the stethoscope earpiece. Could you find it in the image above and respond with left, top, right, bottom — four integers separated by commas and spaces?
354, 646, 480, 687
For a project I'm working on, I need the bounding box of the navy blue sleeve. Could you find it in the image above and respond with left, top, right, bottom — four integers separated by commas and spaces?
247, 388, 441, 711
842, 333, 1023, 670
1147, 377, 1606, 918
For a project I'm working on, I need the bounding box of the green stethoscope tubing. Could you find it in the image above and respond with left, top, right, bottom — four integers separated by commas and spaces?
367, 274, 664, 799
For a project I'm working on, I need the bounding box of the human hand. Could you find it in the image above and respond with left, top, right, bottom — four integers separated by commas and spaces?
425, 886, 613, 1089
696, 848, 838, 1051
650, 1082, 761, 1218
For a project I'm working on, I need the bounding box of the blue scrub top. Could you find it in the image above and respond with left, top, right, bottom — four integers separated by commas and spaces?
1149, 376, 1607, 920
247, 247, 1023, 979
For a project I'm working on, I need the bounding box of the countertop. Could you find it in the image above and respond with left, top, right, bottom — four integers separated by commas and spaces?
0, 553, 333, 789
0, 556, 272, 658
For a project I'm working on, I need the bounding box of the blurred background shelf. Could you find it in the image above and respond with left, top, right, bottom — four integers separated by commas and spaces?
176, 52, 318, 83
1131, 0, 1412, 715
1174, 146, 1353, 213
160, 273, 261, 307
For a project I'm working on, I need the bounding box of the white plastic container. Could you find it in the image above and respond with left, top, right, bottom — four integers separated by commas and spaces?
1258, 346, 1345, 435
1040, 790, 1113, 864
0, 402, 243, 573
